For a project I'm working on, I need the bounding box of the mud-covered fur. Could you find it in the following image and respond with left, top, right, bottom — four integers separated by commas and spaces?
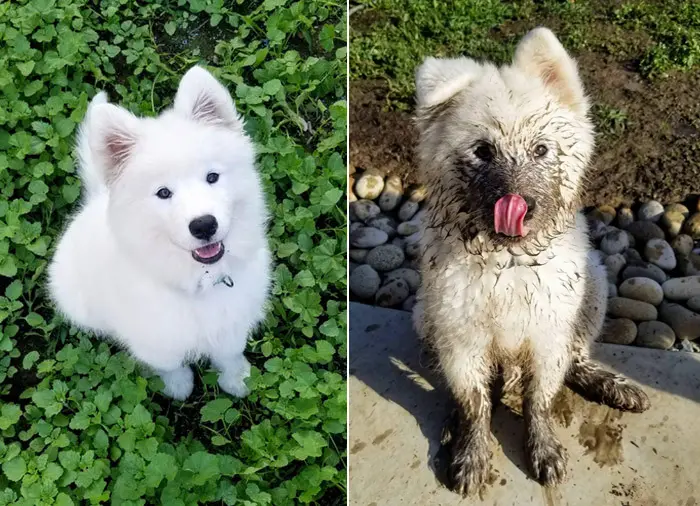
412, 28, 649, 495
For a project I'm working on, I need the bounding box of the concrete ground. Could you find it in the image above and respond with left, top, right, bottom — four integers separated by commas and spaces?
349, 302, 700, 506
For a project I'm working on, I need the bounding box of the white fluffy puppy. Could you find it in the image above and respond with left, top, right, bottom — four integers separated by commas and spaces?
49, 66, 271, 400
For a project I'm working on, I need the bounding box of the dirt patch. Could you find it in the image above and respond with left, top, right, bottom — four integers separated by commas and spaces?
349, 80, 417, 179
350, 53, 700, 207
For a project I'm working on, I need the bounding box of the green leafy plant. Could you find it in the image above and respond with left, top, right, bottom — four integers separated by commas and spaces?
351, 0, 700, 108
0, 0, 347, 504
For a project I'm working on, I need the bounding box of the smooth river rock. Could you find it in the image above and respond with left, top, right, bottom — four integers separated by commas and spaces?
349, 264, 381, 299
662, 276, 700, 301
659, 302, 700, 340
618, 277, 664, 306
366, 244, 405, 272
644, 238, 676, 271
350, 227, 389, 248
607, 297, 658, 321
636, 321, 676, 350
600, 318, 637, 345
355, 171, 384, 200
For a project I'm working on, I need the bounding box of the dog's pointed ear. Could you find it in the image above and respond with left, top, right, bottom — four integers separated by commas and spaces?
88, 103, 140, 185
174, 66, 243, 130
513, 27, 588, 115
415, 57, 482, 109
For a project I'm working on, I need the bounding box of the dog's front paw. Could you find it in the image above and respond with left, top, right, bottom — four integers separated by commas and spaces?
159, 366, 194, 401
528, 433, 568, 486
217, 356, 251, 397
610, 382, 650, 413
449, 436, 491, 497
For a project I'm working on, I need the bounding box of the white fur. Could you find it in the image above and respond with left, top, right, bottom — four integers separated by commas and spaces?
48, 66, 271, 400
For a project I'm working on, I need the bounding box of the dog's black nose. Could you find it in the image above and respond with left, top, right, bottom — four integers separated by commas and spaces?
189, 215, 218, 240
523, 196, 537, 220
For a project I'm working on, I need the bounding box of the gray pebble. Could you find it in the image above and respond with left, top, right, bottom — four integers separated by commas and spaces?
378, 175, 403, 211
604, 254, 626, 284
349, 262, 358, 274
644, 238, 676, 270
402, 295, 417, 312
662, 275, 700, 301
671, 234, 694, 257
621, 263, 668, 285
350, 227, 388, 248
590, 205, 616, 225
661, 210, 685, 238
375, 278, 410, 307
350, 199, 381, 222
589, 219, 607, 241
638, 200, 664, 222
385, 268, 421, 293
397, 221, 420, 236
677, 254, 700, 276
366, 244, 405, 272
626, 221, 665, 242
349, 264, 380, 299
623, 248, 645, 266
659, 301, 700, 340
600, 318, 637, 345
600, 229, 629, 255
636, 321, 676, 350
405, 241, 420, 258
619, 277, 664, 306
366, 215, 398, 239
608, 283, 618, 298
408, 185, 427, 203
688, 296, 700, 312
617, 207, 634, 229
349, 248, 369, 263
350, 222, 364, 233
683, 212, 700, 239
398, 200, 419, 221
355, 171, 384, 200
665, 203, 690, 218
607, 297, 658, 321
391, 237, 406, 249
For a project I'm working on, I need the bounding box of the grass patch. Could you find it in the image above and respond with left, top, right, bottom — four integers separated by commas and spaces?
350, 0, 700, 108
0, 0, 346, 505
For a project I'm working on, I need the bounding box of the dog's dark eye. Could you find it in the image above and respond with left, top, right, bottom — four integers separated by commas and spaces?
206, 172, 219, 184
534, 144, 548, 157
474, 143, 493, 162
156, 187, 172, 199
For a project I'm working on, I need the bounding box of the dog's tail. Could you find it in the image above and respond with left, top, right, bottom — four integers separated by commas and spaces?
75, 91, 109, 199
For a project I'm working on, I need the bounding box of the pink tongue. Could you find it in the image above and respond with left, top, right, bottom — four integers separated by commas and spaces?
494, 194, 528, 237
195, 242, 222, 259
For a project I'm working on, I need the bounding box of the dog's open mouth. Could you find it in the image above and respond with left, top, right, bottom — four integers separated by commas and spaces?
192, 242, 225, 264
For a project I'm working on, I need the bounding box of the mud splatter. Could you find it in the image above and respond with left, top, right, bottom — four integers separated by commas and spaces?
351, 441, 367, 454
372, 428, 394, 445
578, 408, 625, 466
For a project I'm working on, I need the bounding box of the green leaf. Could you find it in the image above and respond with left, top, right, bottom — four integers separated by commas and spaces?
164, 21, 177, 36
3, 456, 26, 481
4, 280, 22, 300
200, 398, 233, 423
277, 242, 298, 258
0, 403, 21, 430
16, 61, 35, 77
22, 350, 39, 370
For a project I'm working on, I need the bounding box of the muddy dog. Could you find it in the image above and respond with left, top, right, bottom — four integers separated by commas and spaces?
411, 27, 650, 495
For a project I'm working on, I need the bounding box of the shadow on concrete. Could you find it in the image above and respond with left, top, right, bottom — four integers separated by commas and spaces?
349, 303, 537, 487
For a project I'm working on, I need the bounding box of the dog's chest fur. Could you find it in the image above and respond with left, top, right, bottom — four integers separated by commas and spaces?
421, 215, 592, 353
